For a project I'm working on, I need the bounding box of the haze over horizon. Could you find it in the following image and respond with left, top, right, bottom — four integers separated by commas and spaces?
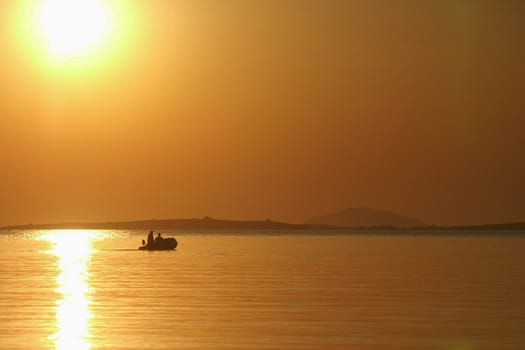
1, 0, 524, 227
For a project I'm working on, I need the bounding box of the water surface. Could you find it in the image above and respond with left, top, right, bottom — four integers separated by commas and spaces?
0, 230, 524, 349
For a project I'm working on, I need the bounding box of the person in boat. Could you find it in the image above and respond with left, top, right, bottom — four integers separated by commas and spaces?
155, 232, 164, 243
147, 230, 154, 246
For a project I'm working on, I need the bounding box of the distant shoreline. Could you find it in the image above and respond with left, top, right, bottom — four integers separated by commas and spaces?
1, 217, 524, 232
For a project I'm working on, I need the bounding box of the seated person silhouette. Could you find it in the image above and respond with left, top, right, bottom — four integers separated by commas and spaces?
147, 230, 154, 246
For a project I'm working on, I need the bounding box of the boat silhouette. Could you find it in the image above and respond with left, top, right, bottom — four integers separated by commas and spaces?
139, 237, 178, 251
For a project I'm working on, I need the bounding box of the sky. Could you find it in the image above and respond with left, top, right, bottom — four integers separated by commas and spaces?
1, 0, 524, 227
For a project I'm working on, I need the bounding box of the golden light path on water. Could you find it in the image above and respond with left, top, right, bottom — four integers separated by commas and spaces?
40, 230, 104, 350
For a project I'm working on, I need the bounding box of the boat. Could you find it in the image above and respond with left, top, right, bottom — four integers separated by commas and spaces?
139, 237, 178, 251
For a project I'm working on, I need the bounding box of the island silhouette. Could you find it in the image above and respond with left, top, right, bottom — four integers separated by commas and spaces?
1, 208, 524, 232
305, 207, 425, 229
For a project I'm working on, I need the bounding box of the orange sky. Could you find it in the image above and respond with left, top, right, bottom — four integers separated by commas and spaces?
1, 0, 524, 226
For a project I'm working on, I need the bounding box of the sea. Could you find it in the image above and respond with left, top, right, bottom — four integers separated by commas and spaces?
0, 229, 524, 350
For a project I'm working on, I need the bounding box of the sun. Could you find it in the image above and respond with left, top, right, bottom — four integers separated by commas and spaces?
39, 0, 109, 59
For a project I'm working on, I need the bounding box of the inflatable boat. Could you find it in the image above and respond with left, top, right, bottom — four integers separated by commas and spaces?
139, 237, 178, 251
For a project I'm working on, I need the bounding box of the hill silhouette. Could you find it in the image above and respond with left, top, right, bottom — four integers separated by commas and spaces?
305, 207, 425, 228
2, 214, 525, 232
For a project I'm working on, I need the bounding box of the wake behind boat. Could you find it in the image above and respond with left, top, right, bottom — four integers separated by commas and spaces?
139, 231, 178, 251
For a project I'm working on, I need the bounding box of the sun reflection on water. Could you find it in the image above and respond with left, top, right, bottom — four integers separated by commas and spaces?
41, 230, 102, 350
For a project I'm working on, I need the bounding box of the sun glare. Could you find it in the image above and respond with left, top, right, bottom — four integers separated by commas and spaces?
39, 0, 109, 59
40, 230, 104, 350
